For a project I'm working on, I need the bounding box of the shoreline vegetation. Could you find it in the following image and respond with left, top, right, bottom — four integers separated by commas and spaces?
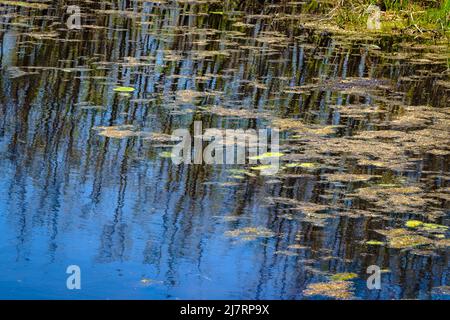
328, 0, 450, 38
0, 0, 448, 38
213, 0, 450, 40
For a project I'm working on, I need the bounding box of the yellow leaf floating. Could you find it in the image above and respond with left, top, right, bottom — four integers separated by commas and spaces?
405, 220, 448, 232
405, 220, 423, 228
422, 223, 448, 231
366, 240, 385, 246
113, 86, 135, 93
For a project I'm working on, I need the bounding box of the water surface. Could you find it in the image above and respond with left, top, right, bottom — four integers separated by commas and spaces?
0, 0, 448, 299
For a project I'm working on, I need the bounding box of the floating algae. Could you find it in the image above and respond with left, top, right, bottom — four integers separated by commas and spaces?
376, 229, 433, 249
0, 1, 49, 9
94, 125, 138, 139
330, 273, 358, 282
303, 281, 354, 300
405, 220, 448, 234
225, 227, 275, 241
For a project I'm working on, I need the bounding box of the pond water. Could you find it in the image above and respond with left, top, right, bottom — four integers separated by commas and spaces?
0, 1, 448, 299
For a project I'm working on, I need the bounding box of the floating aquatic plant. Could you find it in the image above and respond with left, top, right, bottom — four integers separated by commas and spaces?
405, 220, 448, 233
376, 229, 433, 249
330, 273, 358, 282
285, 162, 318, 169
225, 227, 275, 240
94, 125, 137, 139
0, 1, 49, 9
303, 281, 354, 300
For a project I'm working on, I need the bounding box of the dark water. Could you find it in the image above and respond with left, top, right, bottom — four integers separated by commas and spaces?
0, 1, 448, 299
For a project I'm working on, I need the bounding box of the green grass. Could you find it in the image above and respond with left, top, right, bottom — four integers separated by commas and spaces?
418, 0, 450, 30
329, 0, 449, 37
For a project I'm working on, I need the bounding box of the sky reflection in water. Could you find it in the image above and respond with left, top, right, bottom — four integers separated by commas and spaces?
0, 1, 448, 299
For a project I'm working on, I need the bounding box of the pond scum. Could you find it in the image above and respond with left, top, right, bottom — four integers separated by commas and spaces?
0, 0, 448, 299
